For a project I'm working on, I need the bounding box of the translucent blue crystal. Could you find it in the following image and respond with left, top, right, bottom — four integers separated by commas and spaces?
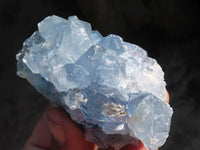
16, 15, 173, 150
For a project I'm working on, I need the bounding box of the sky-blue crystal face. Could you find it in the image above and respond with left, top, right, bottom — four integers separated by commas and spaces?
16, 15, 173, 150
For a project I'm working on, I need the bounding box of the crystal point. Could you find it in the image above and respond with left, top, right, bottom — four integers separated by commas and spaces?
16, 15, 173, 150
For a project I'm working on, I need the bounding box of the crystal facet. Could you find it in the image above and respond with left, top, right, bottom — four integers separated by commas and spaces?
16, 15, 173, 150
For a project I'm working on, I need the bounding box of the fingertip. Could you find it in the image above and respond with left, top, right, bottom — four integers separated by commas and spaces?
46, 107, 68, 126
47, 119, 66, 148
120, 141, 148, 150
46, 107, 70, 148
166, 90, 170, 104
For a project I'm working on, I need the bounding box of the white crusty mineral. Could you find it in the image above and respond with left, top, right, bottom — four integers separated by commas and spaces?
16, 15, 173, 150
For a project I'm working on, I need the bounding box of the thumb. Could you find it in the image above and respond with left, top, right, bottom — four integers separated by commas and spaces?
46, 107, 95, 150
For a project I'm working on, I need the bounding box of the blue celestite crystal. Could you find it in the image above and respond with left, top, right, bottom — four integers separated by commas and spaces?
16, 15, 173, 150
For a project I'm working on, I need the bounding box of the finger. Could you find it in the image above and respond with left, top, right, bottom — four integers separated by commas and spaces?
101, 140, 148, 150
47, 107, 95, 150
23, 108, 52, 150
119, 141, 148, 150
166, 90, 169, 104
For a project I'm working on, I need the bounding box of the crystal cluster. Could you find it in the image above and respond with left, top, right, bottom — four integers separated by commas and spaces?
16, 15, 173, 150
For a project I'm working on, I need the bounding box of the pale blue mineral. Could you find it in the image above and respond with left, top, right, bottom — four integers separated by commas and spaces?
16, 15, 173, 150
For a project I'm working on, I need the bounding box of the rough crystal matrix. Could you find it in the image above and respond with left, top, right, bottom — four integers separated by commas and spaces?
16, 15, 173, 150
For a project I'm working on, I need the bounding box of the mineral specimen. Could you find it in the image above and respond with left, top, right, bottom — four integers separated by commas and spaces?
16, 15, 173, 150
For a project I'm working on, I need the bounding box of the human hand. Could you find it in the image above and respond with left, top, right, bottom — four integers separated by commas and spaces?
22, 92, 169, 150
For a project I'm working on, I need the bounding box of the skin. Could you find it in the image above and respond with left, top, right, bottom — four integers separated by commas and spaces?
23, 91, 169, 150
